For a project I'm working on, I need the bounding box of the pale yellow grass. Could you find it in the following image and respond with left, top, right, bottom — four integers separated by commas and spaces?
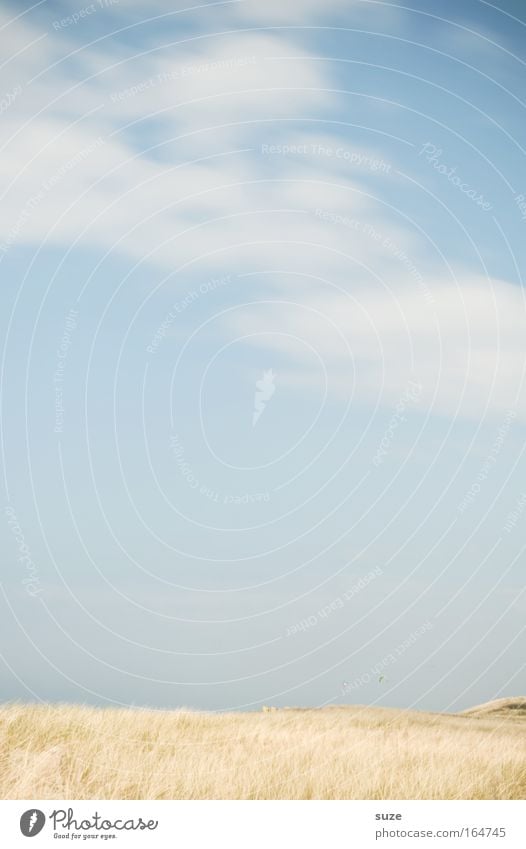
0, 702, 524, 800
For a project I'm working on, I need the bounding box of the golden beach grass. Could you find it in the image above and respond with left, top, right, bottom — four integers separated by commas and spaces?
0, 700, 524, 799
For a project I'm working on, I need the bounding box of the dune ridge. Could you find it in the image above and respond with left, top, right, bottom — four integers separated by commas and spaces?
460, 697, 526, 718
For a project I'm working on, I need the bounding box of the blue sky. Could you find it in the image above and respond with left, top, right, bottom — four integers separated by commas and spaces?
0, 0, 525, 712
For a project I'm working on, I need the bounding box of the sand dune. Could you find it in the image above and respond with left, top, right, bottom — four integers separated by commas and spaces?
460, 697, 526, 719
0, 701, 524, 800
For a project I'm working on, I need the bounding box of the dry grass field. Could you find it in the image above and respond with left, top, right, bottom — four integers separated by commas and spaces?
0, 700, 524, 800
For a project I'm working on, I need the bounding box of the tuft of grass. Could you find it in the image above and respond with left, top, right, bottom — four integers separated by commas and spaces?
0, 701, 524, 799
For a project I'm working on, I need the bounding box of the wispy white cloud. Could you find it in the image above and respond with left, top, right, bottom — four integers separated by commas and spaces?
2, 2, 524, 427
0, 15, 385, 275
226, 275, 526, 422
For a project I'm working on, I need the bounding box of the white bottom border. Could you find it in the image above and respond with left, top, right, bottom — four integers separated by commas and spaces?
2, 800, 525, 848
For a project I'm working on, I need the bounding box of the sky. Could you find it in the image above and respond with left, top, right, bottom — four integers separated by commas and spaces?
0, 0, 525, 713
